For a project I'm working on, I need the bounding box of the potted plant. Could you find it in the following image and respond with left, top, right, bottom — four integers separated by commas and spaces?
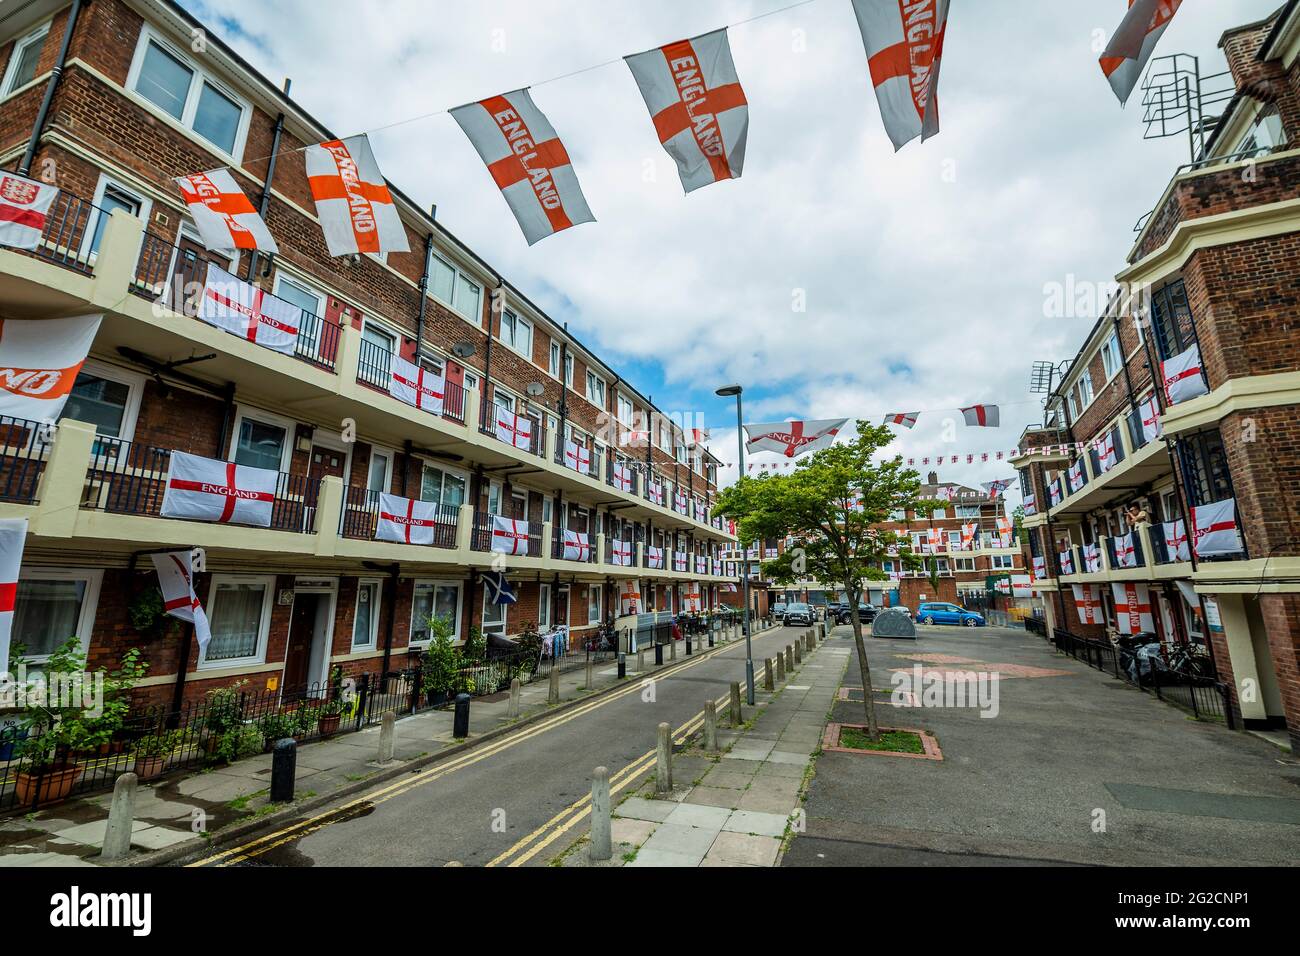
127, 586, 176, 641
202, 680, 247, 757
132, 729, 184, 781
258, 711, 298, 751
11, 639, 146, 807
420, 618, 463, 707
318, 697, 345, 736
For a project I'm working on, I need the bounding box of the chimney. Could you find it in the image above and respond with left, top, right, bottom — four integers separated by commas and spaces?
927, 470, 938, 485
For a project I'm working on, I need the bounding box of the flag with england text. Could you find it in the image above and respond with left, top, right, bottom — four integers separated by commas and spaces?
850, 0, 951, 150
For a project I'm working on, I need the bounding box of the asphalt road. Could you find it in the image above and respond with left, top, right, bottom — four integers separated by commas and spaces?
189, 624, 813, 868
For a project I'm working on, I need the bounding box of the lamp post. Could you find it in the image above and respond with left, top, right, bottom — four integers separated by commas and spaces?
716, 384, 754, 705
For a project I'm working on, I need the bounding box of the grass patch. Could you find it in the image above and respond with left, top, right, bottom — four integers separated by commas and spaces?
838, 727, 925, 754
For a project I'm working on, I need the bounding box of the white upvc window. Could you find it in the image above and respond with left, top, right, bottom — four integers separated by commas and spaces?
585, 370, 605, 407
1101, 331, 1123, 380
539, 583, 552, 629
1, 23, 50, 98
548, 341, 562, 379
83, 175, 151, 261
588, 585, 601, 624
499, 311, 532, 357
956, 505, 980, 518
482, 591, 507, 637
62, 360, 144, 443
126, 28, 251, 161
955, 557, 976, 572
1077, 372, 1094, 408
410, 580, 463, 645
10, 568, 103, 663
616, 393, 634, 426
428, 252, 483, 321
228, 405, 294, 473
200, 574, 275, 669
352, 579, 382, 650
991, 555, 1015, 570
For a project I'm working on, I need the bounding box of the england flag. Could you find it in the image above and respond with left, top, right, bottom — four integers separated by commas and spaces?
1139, 394, 1162, 443
304, 134, 410, 257
884, 412, 919, 429
647, 545, 665, 570
625, 28, 748, 194
1112, 582, 1155, 634
1192, 498, 1242, 558
1072, 584, 1103, 626
619, 579, 641, 615
1163, 519, 1190, 562
1162, 343, 1209, 405
0, 173, 58, 250
744, 419, 847, 459
389, 355, 445, 416
160, 451, 278, 527
495, 409, 532, 450
961, 404, 1000, 428
0, 314, 101, 423
150, 551, 213, 655
562, 530, 592, 562
490, 516, 530, 555
376, 493, 440, 545
851, 0, 951, 150
450, 89, 595, 245
199, 265, 301, 355
0, 518, 27, 673
176, 169, 278, 254
1101, 0, 1183, 105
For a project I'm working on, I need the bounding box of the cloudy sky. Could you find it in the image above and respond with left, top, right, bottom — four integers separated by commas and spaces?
183, 0, 1281, 501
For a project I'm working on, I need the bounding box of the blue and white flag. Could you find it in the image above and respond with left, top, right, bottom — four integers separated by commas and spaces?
482, 571, 517, 605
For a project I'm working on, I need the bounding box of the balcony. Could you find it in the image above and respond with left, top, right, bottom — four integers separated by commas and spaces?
470, 511, 543, 558
356, 338, 468, 426
339, 484, 457, 549
0, 416, 52, 505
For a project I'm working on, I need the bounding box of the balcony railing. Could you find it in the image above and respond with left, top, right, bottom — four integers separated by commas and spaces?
81, 437, 319, 533
339, 485, 457, 548
470, 511, 542, 557
1088, 423, 1127, 477
554, 528, 597, 563
356, 338, 468, 425
0, 416, 53, 505
1105, 531, 1145, 570
14, 189, 103, 276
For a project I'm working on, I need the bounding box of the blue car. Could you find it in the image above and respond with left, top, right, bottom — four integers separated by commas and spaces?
916, 602, 985, 627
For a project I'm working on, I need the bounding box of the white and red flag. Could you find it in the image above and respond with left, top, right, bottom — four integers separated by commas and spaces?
161, 451, 278, 527
150, 550, 212, 655
1082, 542, 1102, 573
960, 522, 977, 551
376, 493, 440, 546
176, 169, 278, 255
1096, 432, 1118, 472
611, 461, 632, 493
961, 404, 1000, 428
564, 440, 592, 475
1163, 519, 1190, 562
851, 0, 951, 150
0, 173, 58, 250
744, 419, 847, 459
1139, 394, 1161, 443
304, 134, 409, 258
1032, 555, 1047, 581
618, 579, 641, 615
450, 89, 595, 245
1112, 582, 1155, 634
562, 529, 592, 562
648, 480, 666, 506
883, 412, 919, 429
612, 539, 634, 567
674, 488, 690, 514
996, 516, 1013, 547
1067, 459, 1087, 494
926, 528, 945, 551
1101, 0, 1183, 105
625, 28, 748, 194
389, 355, 445, 416
1011, 574, 1033, 598
490, 515, 530, 556
1192, 498, 1242, 558
982, 479, 1013, 499
647, 545, 665, 569
1058, 548, 1075, 576
1023, 493, 1037, 516
0, 314, 101, 423
199, 265, 300, 355
674, 551, 689, 572
1072, 584, 1103, 626
1162, 343, 1209, 405
1115, 531, 1139, 568
0, 518, 27, 673
495, 409, 533, 450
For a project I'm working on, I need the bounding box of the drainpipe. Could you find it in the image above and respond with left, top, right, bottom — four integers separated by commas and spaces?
557, 340, 570, 455
247, 80, 290, 282
17, 0, 82, 177
414, 207, 435, 359
480, 283, 499, 431
379, 563, 400, 679
215, 382, 237, 457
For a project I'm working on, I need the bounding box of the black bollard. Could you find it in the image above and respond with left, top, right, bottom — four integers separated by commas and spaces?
453, 693, 471, 739
617, 653, 626, 679
685, 635, 692, 656
655, 641, 664, 666
270, 738, 296, 803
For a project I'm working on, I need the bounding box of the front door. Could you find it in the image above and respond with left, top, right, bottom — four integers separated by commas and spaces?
306, 445, 347, 529
284, 593, 320, 692
170, 235, 227, 315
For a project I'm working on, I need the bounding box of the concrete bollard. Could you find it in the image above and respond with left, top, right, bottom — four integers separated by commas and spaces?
508, 678, 521, 719
794, 641, 803, 665
703, 700, 719, 753
776, 652, 786, 681
656, 722, 673, 792
585, 657, 594, 690
379, 710, 396, 763
270, 738, 296, 802
785, 646, 795, 672
764, 658, 775, 691
637, 647, 646, 672
806, 631, 814, 652
670, 637, 677, 661
548, 664, 560, 704
730, 681, 743, 728
590, 766, 612, 862
100, 772, 138, 861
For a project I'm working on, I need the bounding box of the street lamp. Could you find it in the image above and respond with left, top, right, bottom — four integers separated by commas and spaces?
716, 384, 755, 705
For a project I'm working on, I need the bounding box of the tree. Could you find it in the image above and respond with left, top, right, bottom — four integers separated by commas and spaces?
715, 426, 938, 740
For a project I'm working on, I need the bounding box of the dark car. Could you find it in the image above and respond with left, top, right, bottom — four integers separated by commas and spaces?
835, 603, 877, 625
772, 602, 788, 622
783, 603, 814, 626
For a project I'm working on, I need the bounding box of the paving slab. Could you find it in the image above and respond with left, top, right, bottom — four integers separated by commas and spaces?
704, 830, 782, 867
723, 809, 790, 838
614, 796, 677, 823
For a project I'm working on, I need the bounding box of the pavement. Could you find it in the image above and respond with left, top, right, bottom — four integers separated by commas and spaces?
783, 623, 1300, 867
0, 622, 772, 867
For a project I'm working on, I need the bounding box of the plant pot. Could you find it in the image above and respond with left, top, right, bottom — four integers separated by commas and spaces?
133, 754, 169, 781
318, 713, 342, 736
15, 765, 84, 807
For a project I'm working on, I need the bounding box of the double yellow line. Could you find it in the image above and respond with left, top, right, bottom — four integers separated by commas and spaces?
187, 639, 748, 867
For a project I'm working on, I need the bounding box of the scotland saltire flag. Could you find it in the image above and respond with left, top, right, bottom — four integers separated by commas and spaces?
483, 571, 517, 605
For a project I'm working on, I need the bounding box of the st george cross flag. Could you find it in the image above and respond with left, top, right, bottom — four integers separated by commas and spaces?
1058, 548, 1075, 576
389, 355, 445, 416
674, 488, 689, 514
612, 539, 634, 567
200, 265, 300, 355
647, 545, 665, 569
744, 419, 847, 459
564, 440, 591, 475
1115, 532, 1139, 568
926, 528, 944, 551
161, 451, 277, 527
304, 134, 409, 258
0, 518, 27, 673
450, 89, 595, 245
495, 409, 532, 450
1048, 478, 1063, 508
1112, 582, 1155, 634
960, 522, 977, 551
1096, 433, 1118, 472
1162, 343, 1209, 405
982, 479, 1013, 499
1023, 493, 1037, 516
1072, 584, 1103, 625
483, 571, 517, 605
376, 493, 440, 546
490, 515, 530, 555
625, 28, 748, 194
1067, 459, 1087, 494
0, 314, 101, 423
1082, 542, 1102, 573
996, 516, 1013, 547
1163, 518, 1190, 562
851, 0, 950, 150
961, 404, 1000, 428
1032, 555, 1047, 581
176, 169, 278, 254
1011, 574, 1033, 598
618, 579, 641, 615
884, 412, 919, 429
1192, 498, 1242, 558
674, 551, 689, 572
1101, 0, 1183, 105
562, 530, 592, 562
611, 461, 632, 493
0, 173, 58, 250
1139, 394, 1162, 443
150, 551, 213, 655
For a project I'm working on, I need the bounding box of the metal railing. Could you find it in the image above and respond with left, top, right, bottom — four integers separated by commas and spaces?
17, 189, 103, 275
356, 338, 468, 424
470, 511, 542, 557
0, 416, 53, 505
81, 437, 320, 533
339, 484, 458, 547
554, 527, 597, 563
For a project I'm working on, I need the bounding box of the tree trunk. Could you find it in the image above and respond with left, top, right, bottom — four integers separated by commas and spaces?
847, 582, 880, 740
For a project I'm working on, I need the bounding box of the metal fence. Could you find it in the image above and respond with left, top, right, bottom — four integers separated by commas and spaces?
0, 416, 53, 505
339, 484, 458, 547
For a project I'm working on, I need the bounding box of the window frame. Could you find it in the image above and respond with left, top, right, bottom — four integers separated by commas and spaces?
62, 359, 145, 443
352, 578, 382, 651
11, 567, 103, 664
228, 405, 295, 473
584, 370, 606, 407
0, 22, 51, 99
409, 579, 464, 647
499, 310, 533, 358
1101, 331, 1123, 381
198, 573, 275, 670
482, 589, 508, 636
82, 174, 152, 262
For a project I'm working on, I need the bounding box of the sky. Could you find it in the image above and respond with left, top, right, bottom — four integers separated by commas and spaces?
181, 0, 1283, 505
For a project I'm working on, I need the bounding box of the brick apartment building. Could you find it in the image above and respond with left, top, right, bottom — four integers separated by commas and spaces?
1014, 3, 1300, 747
770, 471, 1025, 612
0, 0, 737, 708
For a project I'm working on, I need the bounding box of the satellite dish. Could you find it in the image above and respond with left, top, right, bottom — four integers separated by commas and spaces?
526, 382, 545, 397
452, 342, 476, 359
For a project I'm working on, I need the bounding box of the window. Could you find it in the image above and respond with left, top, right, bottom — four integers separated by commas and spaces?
588, 585, 601, 624
585, 370, 605, 406
274, 274, 325, 357
499, 311, 532, 357
956, 506, 980, 519
87, 181, 147, 258
1077, 372, 1094, 408
420, 464, 467, 508
539, 584, 552, 629
617, 394, 634, 425
411, 581, 462, 644
10, 569, 101, 662
549, 341, 562, 379
1, 23, 49, 97
367, 450, 392, 495
932, 508, 946, 519
482, 592, 507, 637
1235, 103, 1287, 154
61, 362, 141, 441
352, 580, 381, 650
1068, 390, 1079, 421
128, 32, 250, 158
1101, 331, 1123, 380
233, 415, 288, 471
1149, 280, 1195, 361
427, 253, 482, 320
991, 555, 1014, 570
1178, 429, 1233, 507
202, 576, 273, 666
956, 557, 976, 572
888, 509, 905, 521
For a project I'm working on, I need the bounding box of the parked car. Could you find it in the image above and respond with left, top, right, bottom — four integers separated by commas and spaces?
835, 603, 877, 625
916, 602, 986, 627
783, 603, 815, 626
772, 603, 788, 621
